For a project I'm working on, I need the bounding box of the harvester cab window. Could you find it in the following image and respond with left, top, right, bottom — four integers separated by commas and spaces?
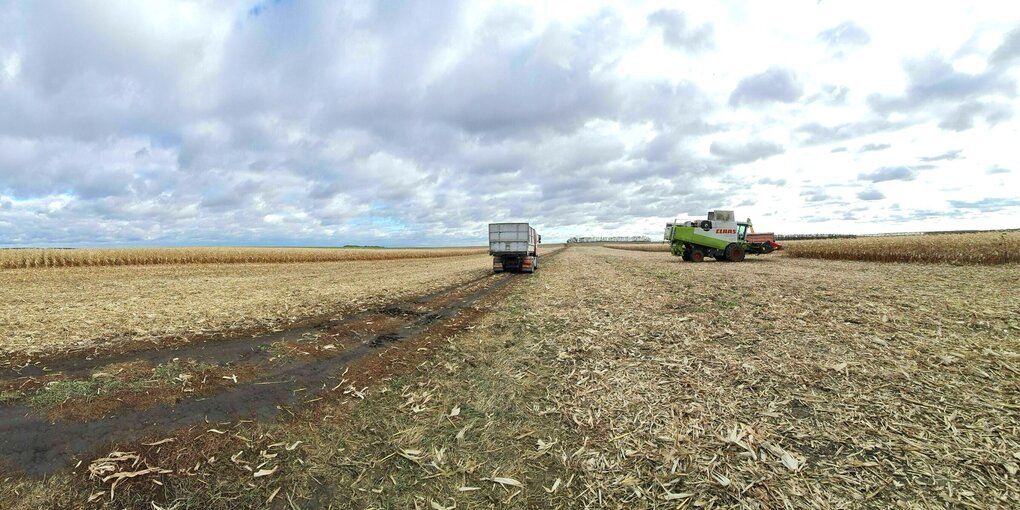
737, 224, 748, 241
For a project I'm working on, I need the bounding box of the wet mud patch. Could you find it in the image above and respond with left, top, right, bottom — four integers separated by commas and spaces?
1, 360, 156, 408
381, 304, 418, 317
788, 398, 815, 418
0, 359, 265, 423
53, 362, 262, 422
369, 332, 404, 347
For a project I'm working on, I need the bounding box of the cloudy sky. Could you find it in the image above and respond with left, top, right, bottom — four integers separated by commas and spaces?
1, 0, 1018, 246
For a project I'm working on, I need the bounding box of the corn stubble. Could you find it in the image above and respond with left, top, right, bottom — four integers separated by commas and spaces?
488, 247, 1020, 507
604, 243, 672, 252
3, 246, 1018, 509
242, 246, 1018, 508
0, 254, 493, 355
0, 246, 488, 269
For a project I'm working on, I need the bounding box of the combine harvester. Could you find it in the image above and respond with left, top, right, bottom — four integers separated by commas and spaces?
664, 210, 782, 262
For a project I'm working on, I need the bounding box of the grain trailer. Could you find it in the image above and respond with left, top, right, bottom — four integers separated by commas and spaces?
489, 223, 541, 273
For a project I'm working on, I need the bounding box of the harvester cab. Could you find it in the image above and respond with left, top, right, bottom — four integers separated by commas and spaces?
664, 210, 782, 262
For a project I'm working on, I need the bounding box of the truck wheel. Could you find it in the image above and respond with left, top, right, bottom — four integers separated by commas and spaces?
522, 256, 536, 273
724, 243, 746, 262
690, 249, 705, 262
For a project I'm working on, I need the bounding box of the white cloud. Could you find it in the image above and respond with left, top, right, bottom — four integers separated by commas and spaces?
859, 166, 916, 183
709, 139, 784, 164
1, 0, 1019, 246
857, 189, 886, 200
647, 9, 714, 52
729, 67, 803, 106
817, 21, 871, 48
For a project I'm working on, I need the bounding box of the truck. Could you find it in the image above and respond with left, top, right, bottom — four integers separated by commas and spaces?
489, 223, 541, 273
664, 210, 782, 262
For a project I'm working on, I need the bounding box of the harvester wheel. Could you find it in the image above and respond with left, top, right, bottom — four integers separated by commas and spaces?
689, 249, 705, 263
724, 243, 746, 262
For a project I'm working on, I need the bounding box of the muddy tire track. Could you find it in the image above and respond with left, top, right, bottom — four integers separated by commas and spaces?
0, 248, 564, 478
0, 274, 495, 380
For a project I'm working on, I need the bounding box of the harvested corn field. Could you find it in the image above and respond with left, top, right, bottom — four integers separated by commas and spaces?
0, 252, 493, 357
522, 247, 1020, 507
0, 246, 488, 269
2, 245, 1017, 509
783, 231, 1020, 264
603, 243, 671, 252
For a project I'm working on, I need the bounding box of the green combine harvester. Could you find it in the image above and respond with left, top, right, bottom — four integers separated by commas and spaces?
664, 210, 782, 262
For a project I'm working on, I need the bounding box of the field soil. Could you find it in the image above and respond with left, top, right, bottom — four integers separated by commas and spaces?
0, 254, 493, 357
1, 246, 1018, 509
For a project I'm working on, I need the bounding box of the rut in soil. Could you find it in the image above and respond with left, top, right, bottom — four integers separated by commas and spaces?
0, 263, 543, 477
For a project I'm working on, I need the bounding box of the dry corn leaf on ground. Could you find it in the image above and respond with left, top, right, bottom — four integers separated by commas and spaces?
531, 247, 1020, 508
2, 246, 1018, 509
276, 246, 1014, 508
604, 243, 672, 252
0, 254, 493, 355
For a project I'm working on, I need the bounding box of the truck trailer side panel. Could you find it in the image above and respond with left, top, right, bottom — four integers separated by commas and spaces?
488, 223, 536, 254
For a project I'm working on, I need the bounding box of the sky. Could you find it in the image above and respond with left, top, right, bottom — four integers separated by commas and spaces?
0, 0, 1018, 247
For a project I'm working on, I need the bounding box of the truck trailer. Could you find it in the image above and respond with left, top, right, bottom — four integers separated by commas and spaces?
488, 223, 541, 273
664, 210, 782, 262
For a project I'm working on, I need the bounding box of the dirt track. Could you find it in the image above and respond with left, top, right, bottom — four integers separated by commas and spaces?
0, 250, 563, 478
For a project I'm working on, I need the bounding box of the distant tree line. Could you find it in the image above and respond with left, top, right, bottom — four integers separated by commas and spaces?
567, 236, 652, 243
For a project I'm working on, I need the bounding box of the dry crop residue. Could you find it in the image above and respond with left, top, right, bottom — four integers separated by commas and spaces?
522, 247, 1020, 507
0, 249, 568, 509
603, 243, 672, 252
0, 259, 538, 493
0, 254, 492, 356
1, 244, 1016, 509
